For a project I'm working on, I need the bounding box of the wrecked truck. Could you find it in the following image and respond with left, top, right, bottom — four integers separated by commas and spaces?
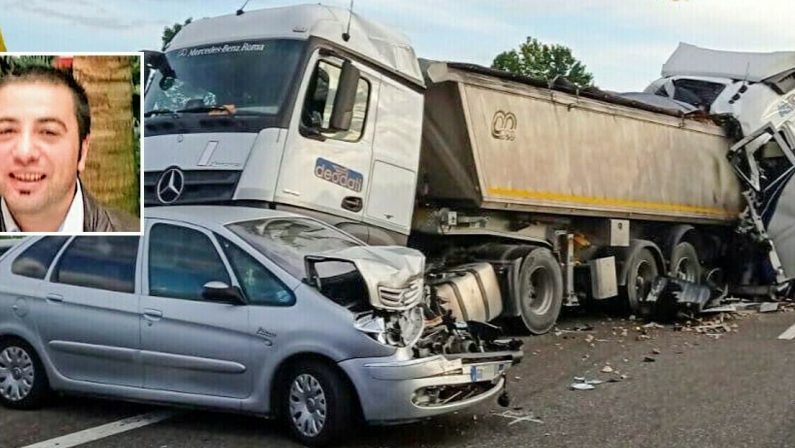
0, 205, 521, 446
646, 43, 795, 288
142, 4, 788, 335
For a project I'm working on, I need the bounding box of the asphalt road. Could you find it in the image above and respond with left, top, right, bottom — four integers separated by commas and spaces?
2, 306, 794, 448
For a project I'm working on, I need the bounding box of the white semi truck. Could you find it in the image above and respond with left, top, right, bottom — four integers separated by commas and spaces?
143, 4, 794, 334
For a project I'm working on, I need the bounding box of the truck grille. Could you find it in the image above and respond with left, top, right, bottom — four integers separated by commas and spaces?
144, 170, 241, 205
378, 278, 424, 309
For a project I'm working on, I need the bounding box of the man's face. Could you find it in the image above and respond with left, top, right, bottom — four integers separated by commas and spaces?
0, 81, 87, 215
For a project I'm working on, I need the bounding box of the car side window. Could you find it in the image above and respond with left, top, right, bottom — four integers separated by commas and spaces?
300, 60, 370, 142
217, 235, 295, 306
148, 223, 231, 301
11, 236, 70, 279
52, 236, 139, 293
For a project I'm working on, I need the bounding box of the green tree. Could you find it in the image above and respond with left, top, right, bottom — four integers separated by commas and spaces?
161, 17, 192, 50
492, 37, 594, 88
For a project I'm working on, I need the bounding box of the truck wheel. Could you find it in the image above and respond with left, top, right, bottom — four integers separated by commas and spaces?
622, 248, 659, 314
281, 360, 354, 447
518, 248, 564, 335
0, 339, 50, 410
670, 242, 701, 283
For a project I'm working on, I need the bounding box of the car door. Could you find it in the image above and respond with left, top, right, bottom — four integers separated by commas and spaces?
140, 221, 252, 399
37, 236, 142, 387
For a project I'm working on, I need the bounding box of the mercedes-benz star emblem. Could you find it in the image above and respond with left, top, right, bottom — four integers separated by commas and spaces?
156, 168, 185, 204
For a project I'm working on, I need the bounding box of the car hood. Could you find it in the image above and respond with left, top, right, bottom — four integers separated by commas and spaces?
307, 245, 426, 311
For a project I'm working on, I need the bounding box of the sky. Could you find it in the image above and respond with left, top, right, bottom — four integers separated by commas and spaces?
1, 0, 793, 91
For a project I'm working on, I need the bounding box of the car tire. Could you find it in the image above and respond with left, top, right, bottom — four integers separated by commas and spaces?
281, 360, 355, 447
518, 247, 564, 335
0, 338, 50, 410
621, 247, 660, 315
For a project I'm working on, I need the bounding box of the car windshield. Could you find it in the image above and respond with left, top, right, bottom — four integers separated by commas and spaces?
144, 39, 305, 116
226, 218, 362, 279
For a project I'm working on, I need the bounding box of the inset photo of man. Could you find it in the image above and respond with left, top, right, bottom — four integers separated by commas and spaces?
0, 54, 141, 233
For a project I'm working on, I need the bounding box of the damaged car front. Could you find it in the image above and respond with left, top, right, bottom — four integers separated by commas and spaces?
228, 216, 523, 430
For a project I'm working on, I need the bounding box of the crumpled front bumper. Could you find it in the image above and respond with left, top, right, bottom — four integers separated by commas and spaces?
338, 349, 522, 424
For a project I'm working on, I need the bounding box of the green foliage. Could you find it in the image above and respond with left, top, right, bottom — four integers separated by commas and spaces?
161, 18, 193, 51
0, 56, 54, 76
492, 37, 594, 88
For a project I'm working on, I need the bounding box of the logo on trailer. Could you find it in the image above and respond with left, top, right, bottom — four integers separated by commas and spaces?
314, 158, 363, 192
491, 110, 517, 141
156, 168, 185, 204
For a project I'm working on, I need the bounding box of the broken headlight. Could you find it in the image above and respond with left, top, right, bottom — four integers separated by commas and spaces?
354, 307, 425, 348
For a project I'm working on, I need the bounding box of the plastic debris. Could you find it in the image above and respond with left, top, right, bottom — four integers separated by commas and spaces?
493, 410, 544, 425
759, 302, 779, 313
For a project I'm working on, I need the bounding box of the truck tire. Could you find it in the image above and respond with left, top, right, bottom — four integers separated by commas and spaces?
280, 360, 354, 447
0, 338, 50, 410
518, 248, 563, 335
622, 247, 659, 314
670, 241, 701, 283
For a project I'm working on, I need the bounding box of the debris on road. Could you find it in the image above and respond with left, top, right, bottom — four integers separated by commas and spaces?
601, 365, 614, 373
642, 276, 713, 320
571, 382, 595, 391
759, 302, 779, 313
643, 356, 656, 363
493, 409, 544, 425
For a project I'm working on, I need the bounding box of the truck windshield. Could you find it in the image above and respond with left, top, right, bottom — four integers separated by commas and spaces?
144, 39, 305, 116
226, 217, 362, 279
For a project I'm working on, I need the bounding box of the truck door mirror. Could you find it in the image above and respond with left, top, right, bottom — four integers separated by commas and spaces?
329, 60, 360, 131
143, 50, 176, 81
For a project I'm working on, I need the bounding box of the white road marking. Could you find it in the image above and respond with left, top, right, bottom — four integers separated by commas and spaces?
21, 410, 178, 448
777, 322, 795, 340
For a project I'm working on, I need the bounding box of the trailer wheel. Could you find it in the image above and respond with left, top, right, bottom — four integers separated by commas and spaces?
518, 248, 563, 335
622, 248, 659, 314
670, 241, 701, 283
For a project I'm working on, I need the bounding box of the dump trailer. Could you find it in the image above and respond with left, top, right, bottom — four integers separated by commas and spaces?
143, 4, 766, 335
410, 61, 744, 332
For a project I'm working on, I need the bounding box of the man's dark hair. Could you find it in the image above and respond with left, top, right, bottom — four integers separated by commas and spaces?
0, 65, 91, 145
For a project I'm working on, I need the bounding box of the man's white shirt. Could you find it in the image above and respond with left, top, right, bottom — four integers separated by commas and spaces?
1, 182, 84, 232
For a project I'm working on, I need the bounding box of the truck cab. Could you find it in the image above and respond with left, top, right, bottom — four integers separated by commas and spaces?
144, 4, 424, 245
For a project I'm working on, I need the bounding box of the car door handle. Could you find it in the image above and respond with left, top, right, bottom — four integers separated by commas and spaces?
341, 196, 363, 212
142, 309, 163, 321
45, 293, 64, 303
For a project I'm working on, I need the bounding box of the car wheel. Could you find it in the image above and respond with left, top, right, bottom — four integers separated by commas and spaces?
518, 247, 564, 335
282, 360, 354, 447
0, 339, 50, 409
670, 241, 701, 283
622, 248, 660, 314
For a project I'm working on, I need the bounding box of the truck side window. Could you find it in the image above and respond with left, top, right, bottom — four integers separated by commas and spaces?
148, 223, 231, 301
301, 60, 370, 142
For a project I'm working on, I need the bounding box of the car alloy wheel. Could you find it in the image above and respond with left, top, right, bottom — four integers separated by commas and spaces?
289, 373, 328, 438
0, 346, 35, 402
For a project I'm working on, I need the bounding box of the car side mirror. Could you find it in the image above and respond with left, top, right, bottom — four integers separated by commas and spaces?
329, 60, 360, 131
202, 281, 245, 305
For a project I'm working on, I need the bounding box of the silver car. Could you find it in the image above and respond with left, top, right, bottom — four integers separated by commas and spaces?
0, 206, 521, 446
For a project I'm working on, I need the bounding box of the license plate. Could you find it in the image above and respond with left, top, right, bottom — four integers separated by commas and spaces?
469, 363, 506, 382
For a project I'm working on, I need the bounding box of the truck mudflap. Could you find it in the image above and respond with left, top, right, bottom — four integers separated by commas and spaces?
729, 111, 795, 283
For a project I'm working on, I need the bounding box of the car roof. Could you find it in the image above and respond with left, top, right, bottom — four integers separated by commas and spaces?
144, 205, 305, 229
